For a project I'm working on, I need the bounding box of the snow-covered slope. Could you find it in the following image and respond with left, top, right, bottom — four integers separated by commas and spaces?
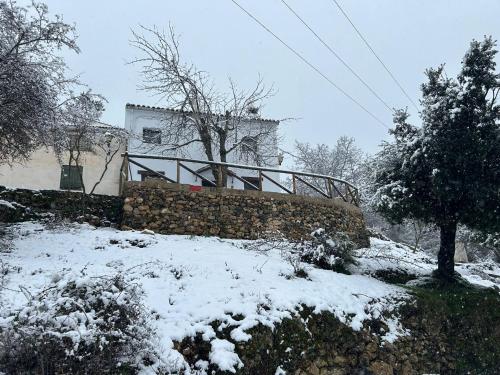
1, 222, 498, 373
358, 237, 500, 289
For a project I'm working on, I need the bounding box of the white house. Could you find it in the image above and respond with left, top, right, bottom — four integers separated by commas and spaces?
124, 104, 282, 192
0, 122, 127, 196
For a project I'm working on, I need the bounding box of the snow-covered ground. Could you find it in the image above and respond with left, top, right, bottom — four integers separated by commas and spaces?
0, 222, 498, 373
358, 237, 500, 289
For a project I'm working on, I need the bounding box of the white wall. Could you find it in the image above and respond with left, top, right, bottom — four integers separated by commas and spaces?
0, 142, 126, 196
125, 105, 283, 192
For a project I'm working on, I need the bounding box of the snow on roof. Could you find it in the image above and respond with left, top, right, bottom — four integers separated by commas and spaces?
87, 121, 128, 137
91, 120, 123, 130
125, 103, 280, 124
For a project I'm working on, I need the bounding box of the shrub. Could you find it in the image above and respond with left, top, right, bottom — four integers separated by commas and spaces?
245, 229, 357, 274
281, 249, 309, 279
299, 229, 357, 273
0, 272, 165, 374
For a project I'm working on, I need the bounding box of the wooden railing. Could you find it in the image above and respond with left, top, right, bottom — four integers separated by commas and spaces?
121, 152, 360, 206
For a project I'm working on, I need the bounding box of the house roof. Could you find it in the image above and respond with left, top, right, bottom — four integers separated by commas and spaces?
89, 121, 128, 136
125, 103, 280, 124
92, 120, 114, 128
91, 121, 121, 130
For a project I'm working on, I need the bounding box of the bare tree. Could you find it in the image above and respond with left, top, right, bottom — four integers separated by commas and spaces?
409, 219, 430, 251
130, 25, 279, 186
0, 0, 79, 165
88, 129, 126, 195
294, 137, 364, 181
54, 92, 126, 196
291, 136, 365, 196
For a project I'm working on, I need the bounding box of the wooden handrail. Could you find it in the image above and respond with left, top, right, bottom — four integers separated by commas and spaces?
261, 172, 294, 194
331, 180, 346, 202
122, 152, 359, 206
294, 175, 330, 198
127, 158, 176, 183
179, 162, 217, 187
228, 171, 260, 191
122, 152, 357, 190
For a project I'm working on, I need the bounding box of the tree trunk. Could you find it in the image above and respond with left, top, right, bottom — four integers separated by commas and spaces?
217, 129, 228, 188
198, 124, 218, 186
437, 221, 457, 280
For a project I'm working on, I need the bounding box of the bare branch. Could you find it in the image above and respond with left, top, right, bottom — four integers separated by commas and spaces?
129, 24, 280, 185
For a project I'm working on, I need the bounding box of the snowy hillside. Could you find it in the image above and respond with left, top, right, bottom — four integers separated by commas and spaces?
1, 222, 498, 374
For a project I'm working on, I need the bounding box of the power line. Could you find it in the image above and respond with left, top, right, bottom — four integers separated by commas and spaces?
229, 0, 390, 129
331, 0, 419, 111
280, 0, 392, 112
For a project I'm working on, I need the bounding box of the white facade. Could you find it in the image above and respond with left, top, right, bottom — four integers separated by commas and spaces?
124, 104, 282, 192
0, 123, 126, 196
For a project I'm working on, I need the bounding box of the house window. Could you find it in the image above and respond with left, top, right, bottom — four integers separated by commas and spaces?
242, 176, 261, 191
241, 136, 257, 154
143, 128, 162, 144
60, 165, 83, 190
138, 170, 165, 181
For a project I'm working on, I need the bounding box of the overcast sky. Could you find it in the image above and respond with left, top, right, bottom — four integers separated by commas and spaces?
34, 0, 500, 155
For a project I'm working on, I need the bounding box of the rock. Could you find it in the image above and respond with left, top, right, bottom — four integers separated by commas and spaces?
333, 355, 348, 365
366, 341, 378, 353
400, 361, 413, 375
305, 363, 321, 375
369, 360, 394, 375
454, 241, 468, 263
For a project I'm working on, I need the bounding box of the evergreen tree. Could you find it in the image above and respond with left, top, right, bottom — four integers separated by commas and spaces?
372, 37, 500, 280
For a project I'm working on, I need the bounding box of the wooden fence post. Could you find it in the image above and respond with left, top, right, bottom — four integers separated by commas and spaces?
176, 159, 180, 184
218, 165, 223, 188
119, 154, 128, 195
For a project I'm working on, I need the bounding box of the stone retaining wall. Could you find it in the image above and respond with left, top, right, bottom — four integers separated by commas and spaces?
0, 185, 122, 225
121, 180, 369, 248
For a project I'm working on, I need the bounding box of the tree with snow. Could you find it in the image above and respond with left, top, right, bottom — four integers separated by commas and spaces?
291, 136, 367, 197
293, 136, 365, 184
0, 1, 79, 165
372, 37, 500, 280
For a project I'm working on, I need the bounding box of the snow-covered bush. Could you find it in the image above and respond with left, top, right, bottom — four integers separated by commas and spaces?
281, 249, 309, 278
0, 272, 164, 374
299, 229, 357, 273
245, 229, 357, 274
